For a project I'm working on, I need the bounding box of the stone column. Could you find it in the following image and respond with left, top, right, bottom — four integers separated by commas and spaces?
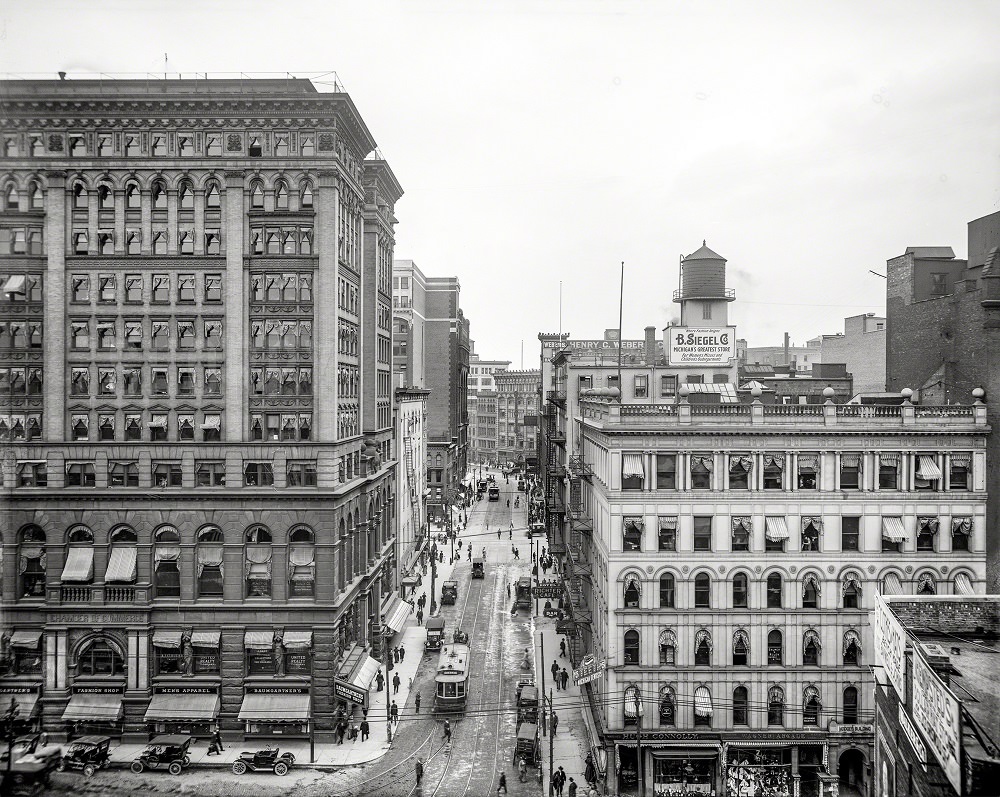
314, 171, 340, 441
166, 189, 179, 255
87, 189, 98, 254
114, 190, 126, 254
44, 172, 67, 440
141, 187, 152, 255
223, 172, 245, 441
194, 190, 206, 255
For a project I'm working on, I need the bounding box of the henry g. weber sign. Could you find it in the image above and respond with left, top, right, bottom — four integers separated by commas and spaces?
872, 593, 906, 698
911, 647, 961, 794
667, 326, 736, 366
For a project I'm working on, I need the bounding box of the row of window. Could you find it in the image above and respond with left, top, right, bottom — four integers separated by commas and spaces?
0, 226, 44, 255
0, 413, 41, 441
632, 683, 860, 729
250, 273, 313, 303
249, 366, 314, 397
0, 272, 42, 300
249, 226, 314, 256
65, 410, 223, 443
626, 627, 863, 668
2, 182, 44, 209
69, 317, 223, 352
249, 319, 313, 350
19, 459, 321, 489
0, 367, 43, 395
70, 272, 222, 304
621, 514, 974, 554
621, 452, 971, 492
338, 320, 360, 356
72, 229, 223, 256
0, 131, 320, 159
70, 365, 223, 398
0, 321, 43, 349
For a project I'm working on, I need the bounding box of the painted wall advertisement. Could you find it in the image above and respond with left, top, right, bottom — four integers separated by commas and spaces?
872, 593, 906, 698
911, 647, 962, 795
666, 326, 736, 366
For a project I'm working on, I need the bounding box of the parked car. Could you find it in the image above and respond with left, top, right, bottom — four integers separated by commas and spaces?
441, 580, 458, 605
231, 747, 295, 776
425, 617, 446, 651
129, 734, 194, 775
57, 735, 111, 777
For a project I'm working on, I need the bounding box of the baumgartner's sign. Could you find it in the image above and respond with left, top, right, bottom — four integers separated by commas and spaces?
667, 327, 736, 366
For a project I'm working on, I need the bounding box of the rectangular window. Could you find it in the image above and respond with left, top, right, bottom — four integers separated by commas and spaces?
123, 367, 141, 396
109, 461, 138, 487
657, 518, 677, 551
287, 461, 318, 487
693, 517, 713, 551
125, 414, 142, 441
578, 375, 592, 390
196, 461, 226, 487
151, 274, 170, 303
124, 320, 143, 350
702, 301, 712, 320
151, 368, 169, 396
686, 373, 704, 384
178, 274, 196, 302
690, 456, 712, 490
655, 455, 676, 489
622, 516, 643, 551
914, 454, 942, 491
729, 456, 751, 489
917, 518, 938, 551
177, 368, 195, 396
731, 518, 751, 551
879, 454, 899, 489
98, 274, 116, 302
206, 134, 222, 156
244, 462, 274, 487
841, 517, 860, 552
18, 462, 48, 488
633, 375, 648, 398
840, 455, 860, 490
176, 320, 195, 350
607, 374, 619, 390
202, 413, 222, 442
150, 412, 168, 441
65, 462, 96, 487
71, 275, 90, 302
930, 273, 948, 296
949, 455, 970, 490
204, 274, 223, 302
798, 455, 818, 489
152, 462, 182, 488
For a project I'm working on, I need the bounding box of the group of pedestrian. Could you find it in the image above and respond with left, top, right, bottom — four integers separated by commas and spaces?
552, 765, 568, 796
510, 545, 520, 560
550, 659, 570, 691
392, 645, 407, 665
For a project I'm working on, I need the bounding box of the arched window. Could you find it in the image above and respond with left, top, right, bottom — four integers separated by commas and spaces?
916, 572, 936, 595
732, 572, 748, 608
732, 686, 749, 725
97, 184, 113, 210
623, 630, 639, 666
623, 574, 640, 608
76, 638, 124, 676
153, 526, 181, 598
125, 183, 140, 209
275, 182, 289, 210
205, 183, 221, 209
767, 686, 785, 726
843, 686, 859, 723
179, 231, 194, 255
245, 525, 273, 598
6, 185, 19, 210
106, 526, 137, 584
18, 525, 47, 598
802, 573, 820, 608
178, 183, 194, 210
197, 526, 225, 598
659, 686, 675, 726
694, 573, 711, 608
732, 629, 749, 666
803, 687, 821, 726
695, 629, 712, 666
659, 573, 675, 607
766, 572, 783, 608
623, 684, 641, 727
843, 629, 862, 666
29, 182, 43, 210
693, 685, 712, 727
658, 630, 676, 665
804, 630, 821, 666
67, 525, 93, 543
250, 183, 264, 209
767, 629, 783, 665
842, 573, 862, 608
73, 182, 88, 209
289, 526, 316, 598
151, 180, 166, 209
301, 185, 313, 208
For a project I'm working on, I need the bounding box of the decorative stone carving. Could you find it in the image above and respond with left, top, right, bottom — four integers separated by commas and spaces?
226, 134, 242, 152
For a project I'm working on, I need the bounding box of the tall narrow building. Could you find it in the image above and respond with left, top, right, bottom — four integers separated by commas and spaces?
0, 76, 402, 743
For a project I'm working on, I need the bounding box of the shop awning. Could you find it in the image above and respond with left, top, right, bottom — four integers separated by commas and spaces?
622, 454, 644, 479
693, 686, 713, 718
244, 630, 274, 650
882, 517, 908, 543
282, 630, 312, 649
191, 630, 221, 647
8, 630, 42, 649
3, 275, 26, 297
1, 692, 39, 715
351, 654, 381, 691
764, 516, 789, 542
238, 692, 310, 720
62, 693, 124, 722
145, 693, 220, 721
61, 547, 95, 582
881, 572, 903, 595
917, 456, 942, 480
382, 596, 412, 635
105, 547, 137, 582
954, 573, 976, 596
152, 630, 183, 648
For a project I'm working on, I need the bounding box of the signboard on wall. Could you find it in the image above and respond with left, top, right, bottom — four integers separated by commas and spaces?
666, 326, 736, 365
911, 647, 961, 794
872, 593, 907, 698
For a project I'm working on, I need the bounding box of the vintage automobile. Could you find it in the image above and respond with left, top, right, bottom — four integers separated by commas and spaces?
528, 521, 546, 537
0, 735, 61, 795
425, 616, 446, 651
513, 722, 540, 765
129, 734, 194, 775
441, 580, 458, 605
57, 735, 112, 776
452, 628, 469, 644
231, 746, 295, 776
471, 558, 485, 579
516, 680, 539, 726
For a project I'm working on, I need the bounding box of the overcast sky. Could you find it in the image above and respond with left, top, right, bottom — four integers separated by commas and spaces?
3, 1, 998, 366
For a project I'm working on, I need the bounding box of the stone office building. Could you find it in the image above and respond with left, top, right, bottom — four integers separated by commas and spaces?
0, 76, 403, 743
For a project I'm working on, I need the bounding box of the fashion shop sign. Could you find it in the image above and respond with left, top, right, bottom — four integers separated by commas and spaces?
667, 326, 736, 366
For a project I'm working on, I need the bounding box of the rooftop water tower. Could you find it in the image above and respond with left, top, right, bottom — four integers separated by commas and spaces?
673, 241, 736, 327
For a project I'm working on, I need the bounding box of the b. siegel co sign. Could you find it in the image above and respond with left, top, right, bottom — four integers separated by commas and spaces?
667, 326, 736, 366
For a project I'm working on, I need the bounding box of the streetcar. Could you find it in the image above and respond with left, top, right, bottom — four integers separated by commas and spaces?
434, 643, 470, 713
514, 576, 532, 609
477, 479, 488, 496
472, 558, 485, 578
488, 485, 501, 501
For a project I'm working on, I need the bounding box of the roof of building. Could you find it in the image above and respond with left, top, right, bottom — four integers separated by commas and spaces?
684, 241, 726, 262
682, 382, 738, 403
904, 246, 956, 259
741, 364, 776, 376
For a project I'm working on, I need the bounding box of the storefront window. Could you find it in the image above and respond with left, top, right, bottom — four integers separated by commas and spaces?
77, 639, 125, 676
655, 757, 716, 795
726, 749, 791, 797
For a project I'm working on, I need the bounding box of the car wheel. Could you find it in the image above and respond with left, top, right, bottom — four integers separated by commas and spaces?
273, 761, 289, 776
130, 761, 145, 774
83, 764, 96, 777
56, 759, 67, 772
168, 761, 183, 775
232, 760, 247, 775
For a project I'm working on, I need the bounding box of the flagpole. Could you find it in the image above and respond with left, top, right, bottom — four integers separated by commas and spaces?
616, 262, 624, 399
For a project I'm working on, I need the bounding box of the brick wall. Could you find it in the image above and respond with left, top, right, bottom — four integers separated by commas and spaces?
886, 598, 1000, 636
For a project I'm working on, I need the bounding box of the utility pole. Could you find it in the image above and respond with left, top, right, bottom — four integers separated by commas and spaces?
539, 633, 546, 737
548, 689, 555, 795
634, 687, 644, 797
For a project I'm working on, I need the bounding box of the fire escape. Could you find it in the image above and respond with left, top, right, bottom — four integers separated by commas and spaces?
403, 435, 419, 531
563, 453, 594, 665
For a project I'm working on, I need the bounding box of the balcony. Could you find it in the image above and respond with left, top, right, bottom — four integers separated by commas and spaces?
60, 585, 93, 602
568, 455, 594, 480
104, 585, 137, 602
548, 428, 566, 445
546, 390, 566, 407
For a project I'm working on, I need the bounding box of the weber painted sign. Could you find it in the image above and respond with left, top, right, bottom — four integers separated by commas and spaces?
872, 593, 907, 698
667, 326, 736, 365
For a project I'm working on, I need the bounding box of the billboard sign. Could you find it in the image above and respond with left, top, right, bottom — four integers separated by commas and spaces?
573, 654, 607, 686
911, 647, 961, 794
872, 593, 907, 698
666, 326, 736, 365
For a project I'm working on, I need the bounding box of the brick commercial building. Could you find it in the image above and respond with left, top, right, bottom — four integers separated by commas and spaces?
467, 348, 509, 467
0, 76, 404, 743
494, 369, 540, 471
820, 314, 887, 396
885, 211, 1000, 589
872, 596, 1000, 796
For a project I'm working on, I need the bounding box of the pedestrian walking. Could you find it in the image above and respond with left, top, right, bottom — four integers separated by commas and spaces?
497, 528, 502, 540
518, 756, 528, 782
498, 772, 508, 795
417, 608, 424, 625
585, 753, 596, 786
568, 776, 578, 797
507, 583, 511, 598
399, 644, 406, 662
415, 692, 421, 713
557, 767, 567, 797
467, 547, 472, 561
511, 544, 516, 557
514, 547, 520, 560
393, 672, 401, 694
561, 668, 569, 690
393, 647, 400, 663
560, 638, 567, 658
509, 528, 513, 540
550, 711, 559, 735
443, 718, 452, 743
348, 720, 358, 741
415, 758, 424, 786
360, 719, 370, 741
337, 718, 347, 744
390, 700, 399, 725
376, 670, 385, 691
551, 659, 560, 684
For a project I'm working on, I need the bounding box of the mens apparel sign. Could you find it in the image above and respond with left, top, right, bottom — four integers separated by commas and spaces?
667, 326, 736, 365
911, 649, 961, 794
872, 593, 906, 698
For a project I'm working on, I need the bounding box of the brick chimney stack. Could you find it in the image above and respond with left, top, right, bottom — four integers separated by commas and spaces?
645, 326, 657, 365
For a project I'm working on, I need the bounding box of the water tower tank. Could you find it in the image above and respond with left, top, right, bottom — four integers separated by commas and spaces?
675, 241, 734, 303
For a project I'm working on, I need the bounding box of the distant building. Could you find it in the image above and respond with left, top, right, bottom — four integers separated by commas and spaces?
494, 369, 540, 470
738, 362, 855, 405
740, 334, 822, 373
819, 314, 886, 395
395, 386, 430, 600
467, 349, 509, 466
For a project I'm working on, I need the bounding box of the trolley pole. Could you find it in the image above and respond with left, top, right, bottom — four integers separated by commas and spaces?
548, 689, 555, 796
539, 632, 546, 737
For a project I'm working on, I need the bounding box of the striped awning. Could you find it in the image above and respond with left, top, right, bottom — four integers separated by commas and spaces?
191, 630, 221, 647
145, 692, 220, 721
881, 572, 903, 595
238, 692, 310, 721
765, 517, 789, 541
882, 517, 908, 543
622, 454, 645, 479
693, 686, 713, 718
382, 596, 412, 635
282, 630, 313, 649
9, 630, 42, 649
623, 687, 642, 719
152, 630, 183, 648
61, 547, 94, 582
105, 547, 137, 582
3, 274, 27, 297
62, 693, 123, 722
351, 654, 381, 691
953, 573, 976, 596
917, 456, 943, 480
244, 630, 274, 650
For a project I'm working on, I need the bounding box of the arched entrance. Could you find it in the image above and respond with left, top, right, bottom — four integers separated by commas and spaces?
838, 748, 867, 797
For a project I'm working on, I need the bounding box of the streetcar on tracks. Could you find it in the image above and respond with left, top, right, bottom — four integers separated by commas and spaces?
472, 558, 485, 578
514, 576, 532, 609
488, 484, 501, 501
434, 643, 470, 713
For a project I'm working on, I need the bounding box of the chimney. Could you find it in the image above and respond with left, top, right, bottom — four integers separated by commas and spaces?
644, 326, 656, 365
58, 71, 67, 80
784, 332, 790, 366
